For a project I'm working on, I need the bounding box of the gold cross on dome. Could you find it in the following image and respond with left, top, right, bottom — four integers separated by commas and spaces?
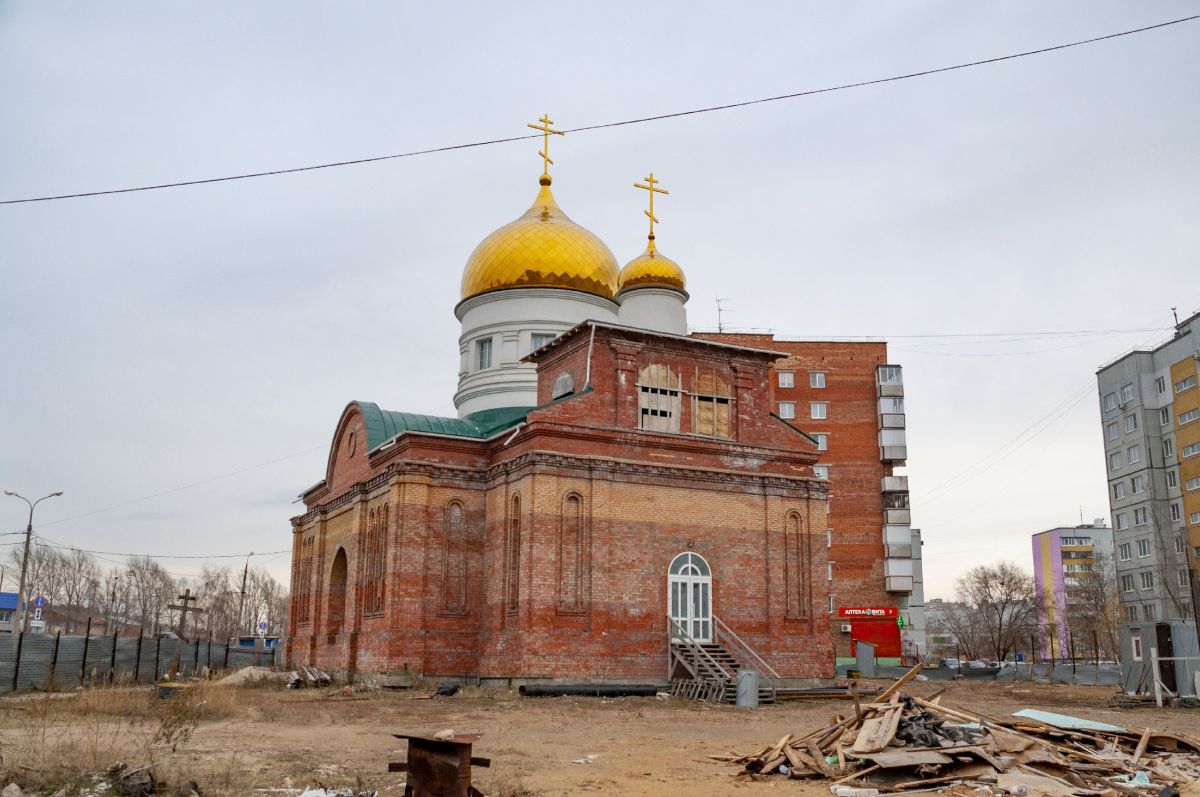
527, 113, 564, 178
634, 172, 669, 238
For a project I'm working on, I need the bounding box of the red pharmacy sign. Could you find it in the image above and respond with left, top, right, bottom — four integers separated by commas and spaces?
837, 607, 898, 618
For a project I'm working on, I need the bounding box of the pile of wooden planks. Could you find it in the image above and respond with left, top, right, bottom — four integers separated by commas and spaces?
711, 664, 1200, 795
287, 664, 332, 688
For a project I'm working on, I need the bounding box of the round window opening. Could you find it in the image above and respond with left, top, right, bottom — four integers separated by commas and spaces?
347, 428, 358, 457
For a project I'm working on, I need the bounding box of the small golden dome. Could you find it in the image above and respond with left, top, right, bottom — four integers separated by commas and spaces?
617, 237, 687, 294
460, 179, 620, 301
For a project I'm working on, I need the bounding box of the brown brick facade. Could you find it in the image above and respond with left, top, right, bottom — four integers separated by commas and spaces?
287, 324, 835, 682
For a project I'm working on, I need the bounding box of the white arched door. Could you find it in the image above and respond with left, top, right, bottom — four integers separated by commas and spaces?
668, 552, 712, 642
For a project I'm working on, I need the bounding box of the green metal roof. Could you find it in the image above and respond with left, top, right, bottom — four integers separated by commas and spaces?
354, 402, 532, 450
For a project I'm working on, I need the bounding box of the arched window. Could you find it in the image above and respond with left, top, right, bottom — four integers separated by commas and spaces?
783, 512, 809, 618
667, 552, 712, 642
505, 495, 521, 614
691, 371, 732, 438
443, 501, 468, 613
638, 364, 681, 433
293, 534, 315, 624
559, 494, 584, 610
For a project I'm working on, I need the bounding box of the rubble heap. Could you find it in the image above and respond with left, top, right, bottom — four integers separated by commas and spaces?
713, 668, 1200, 795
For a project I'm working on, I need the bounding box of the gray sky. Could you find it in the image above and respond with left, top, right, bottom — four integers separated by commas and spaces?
2, 2, 1197, 599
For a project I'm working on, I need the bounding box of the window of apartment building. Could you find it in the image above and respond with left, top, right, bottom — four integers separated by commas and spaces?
1177, 535, 1187, 554
1121, 574, 1135, 592
1175, 374, 1197, 393
1137, 539, 1151, 557
1127, 445, 1142, 464
815, 433, 829, 451
778, 401, 796, 419
879, 366, 902, 384
692, 372, 732, 438
1113, 482, 1126, 500
1179, 408, 1199, 426
827, 563, 833, 580
1131, 634, 1143, 660
1125, 414, 1138, 433
1164, 438, 1175, 458
1121, 383, 1135, 403
530, 332, 556, 351
1171, 503, 1182, 522
1189, 476, 1200, 491
1118, 542, 1131, 561
811, 401, 828, 420
1106, 422, 1119, 441
1109, 452, 1122, 471
1132, 475, 1146, 494
1191, 511, 1200, 525
1156, 376, 1167, 393
1134, 507, 1148, 526
813, 465, 829, 480
1141, 571, 1154, 590
829, 594, 835, 613
475, 337, 493, 370
1161, 408, 1172, 427
810, 371, 826, 388
778, 371, 794, 388
1144, 604, 1156, 621
882, 397, 905, 413
1168, 470, 1179, 489
1116, 513, 1129, 530
1103, 393, 1117, 412
637, 364, 681, 433
1123, 605, 1138, 622
1180, 570, 1190, 588
1184, 442, 1200, 458
0, 609, 10, 624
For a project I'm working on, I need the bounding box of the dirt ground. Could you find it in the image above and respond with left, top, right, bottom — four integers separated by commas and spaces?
1, 678, 1195, 796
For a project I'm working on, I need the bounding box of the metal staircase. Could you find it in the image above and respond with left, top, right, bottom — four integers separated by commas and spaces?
667, 615, 782, 704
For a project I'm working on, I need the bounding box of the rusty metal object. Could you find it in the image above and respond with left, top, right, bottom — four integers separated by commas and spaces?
390, 733, 490, 797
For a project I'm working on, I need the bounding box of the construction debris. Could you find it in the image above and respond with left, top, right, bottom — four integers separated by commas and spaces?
287, 665, 332, 689
712, 665, 1200, 795
107, 763, 159, 797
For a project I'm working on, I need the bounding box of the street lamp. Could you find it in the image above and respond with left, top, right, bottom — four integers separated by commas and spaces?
4, 490, 64, 633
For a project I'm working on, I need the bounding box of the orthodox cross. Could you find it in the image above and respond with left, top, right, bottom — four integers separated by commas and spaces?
527, 113, 564, 179
634, 172, 669, 239
168, 587, 205, 642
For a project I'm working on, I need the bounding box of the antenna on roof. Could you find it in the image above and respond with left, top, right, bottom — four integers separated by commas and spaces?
716, 297, 731, 332
1172, 306, 1179, 326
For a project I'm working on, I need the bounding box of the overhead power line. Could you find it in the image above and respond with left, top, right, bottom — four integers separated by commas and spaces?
2, 15, 1196, 206
33, 533, 288, 560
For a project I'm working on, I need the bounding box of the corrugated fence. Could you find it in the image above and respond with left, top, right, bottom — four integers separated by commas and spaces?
0, 631, 279, 693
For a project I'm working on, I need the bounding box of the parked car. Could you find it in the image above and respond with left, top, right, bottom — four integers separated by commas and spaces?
965, 660, 990, 669
938, 658, 961, 669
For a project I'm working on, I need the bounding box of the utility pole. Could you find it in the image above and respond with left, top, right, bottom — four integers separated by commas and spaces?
236, 553, 253, 638
4, 490, 63, 633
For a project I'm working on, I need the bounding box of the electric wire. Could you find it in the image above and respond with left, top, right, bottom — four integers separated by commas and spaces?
2, 15, 1196, 206
31, 534, 288, 560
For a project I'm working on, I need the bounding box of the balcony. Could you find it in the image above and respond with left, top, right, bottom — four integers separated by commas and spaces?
880, 413, 906, 429
884, 524, 912, 546
885, 508, 912, 525
882, 476, 909, 492
886, 575, 915, 593
885, 543, 913, 558
884, 492, 910, 509
877, 365, 904, 398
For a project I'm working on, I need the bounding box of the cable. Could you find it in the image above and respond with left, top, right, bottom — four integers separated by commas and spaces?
39, 444, 324, 528
33, 533, 288, 560
3, 15, 1196, 206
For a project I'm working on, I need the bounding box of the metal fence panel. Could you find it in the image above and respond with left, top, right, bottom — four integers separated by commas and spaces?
0, 636, 17, 689
16, 634, 56, 691
55, 636, 87, 687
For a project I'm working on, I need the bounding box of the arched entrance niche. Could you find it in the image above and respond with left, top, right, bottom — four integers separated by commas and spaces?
327, 547, 348, 639
668, 552, 712, 642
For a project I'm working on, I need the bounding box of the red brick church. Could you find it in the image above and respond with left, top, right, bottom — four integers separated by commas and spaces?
286, 125, 886, 686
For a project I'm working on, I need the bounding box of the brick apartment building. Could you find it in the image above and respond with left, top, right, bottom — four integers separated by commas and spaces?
288, 143, 909, 684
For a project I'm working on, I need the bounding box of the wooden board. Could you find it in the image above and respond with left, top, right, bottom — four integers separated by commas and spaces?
851, 707, 902, 754
858, 750, 953, 768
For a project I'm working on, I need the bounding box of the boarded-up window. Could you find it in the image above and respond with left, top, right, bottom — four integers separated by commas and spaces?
443, 502, 468, 613
559, 494, 584, 610
784, 512, 810, 618
692, 371, 732, 438
505, 495, 521, 614
638, 364, 682, 433
362, 504, 388, 615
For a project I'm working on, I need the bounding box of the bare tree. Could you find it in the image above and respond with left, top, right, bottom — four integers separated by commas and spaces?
937, 602, 987, 660
1066, 550, 1121, 661
125, 555, 176, 635
955, 562, 1036, 661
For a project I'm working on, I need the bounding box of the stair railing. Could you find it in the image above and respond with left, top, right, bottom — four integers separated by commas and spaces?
712, 613, 782, 701
667, 615, 735, 683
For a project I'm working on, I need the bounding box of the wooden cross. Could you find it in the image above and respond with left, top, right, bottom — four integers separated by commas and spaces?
167, 587, 205, 642
527, 113, 564, 178
634, 172, 669, 239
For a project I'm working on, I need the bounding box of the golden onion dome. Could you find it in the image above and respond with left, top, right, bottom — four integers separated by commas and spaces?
460, 176, 620, 301
617, 236, 687, 294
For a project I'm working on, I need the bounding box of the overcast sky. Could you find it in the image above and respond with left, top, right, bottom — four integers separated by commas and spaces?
2, 2, 1197, 600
